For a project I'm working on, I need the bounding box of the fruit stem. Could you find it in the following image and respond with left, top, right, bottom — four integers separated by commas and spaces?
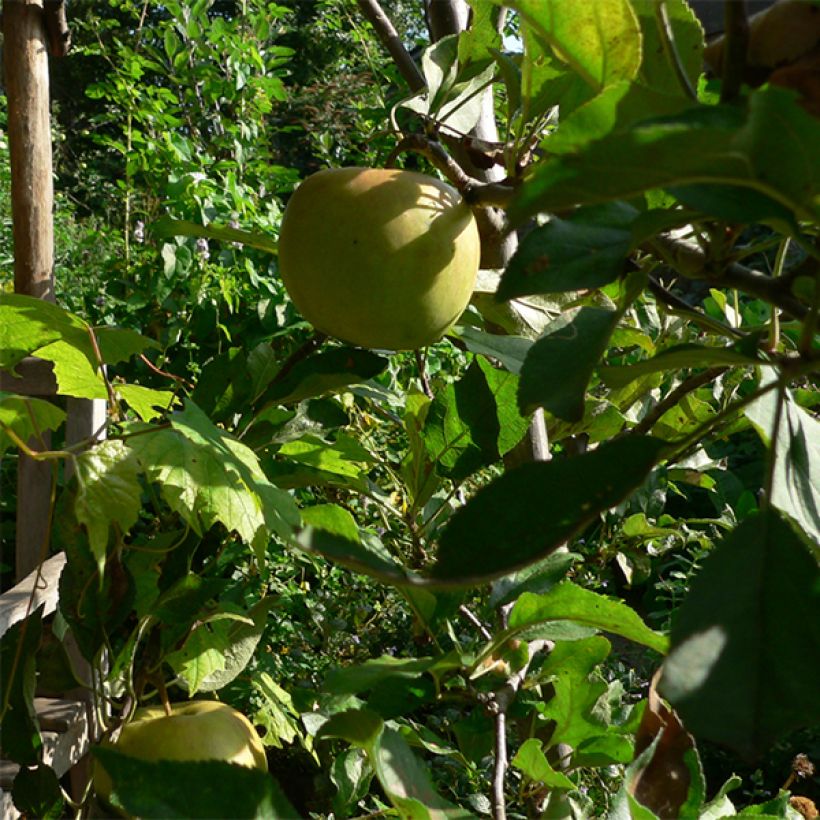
156, 676, 173, 717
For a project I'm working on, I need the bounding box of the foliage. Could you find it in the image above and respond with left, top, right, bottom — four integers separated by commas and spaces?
1, 0, 818, 818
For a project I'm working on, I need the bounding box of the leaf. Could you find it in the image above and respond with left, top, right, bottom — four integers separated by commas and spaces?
0, 607, 44, 765
423, 359, 504, 482
92, 748, 297, 819
628, 674, 704, 818
278, 433, 374, 485
508, 583, 668, 654
128, 401, 299, 553
498, 211, 632, 300
659, 509, 820, 760
260, 347, 388, 407
319, 709, 471, 817
74, 440, 143, 571
535, 636, 611, 749
151, 215, 279, 254
324, 655, 442, 696
95, 326, 158, 364
489, 550, 578, 608
0, 293, 87, 371
745, 383, 820, 546
11, 763, 64, 820
457, 326, 532, 375
631, 0, 703, 97
511, 87, 820, 224
510, 0, 642, 91
433, 435, 667, 583
0, 393, 66, 456
252, 671, 301, 749
116, 383, 177, 421
512, 738, 575, 789
600, 343, 762, 388
35, 339, 108, 399
519, 307, 622, 421
296, 504, 409, 584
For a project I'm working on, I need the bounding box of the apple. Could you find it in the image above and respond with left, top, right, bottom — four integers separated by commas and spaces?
94, 701, 267, 806
277, 166, 480, 350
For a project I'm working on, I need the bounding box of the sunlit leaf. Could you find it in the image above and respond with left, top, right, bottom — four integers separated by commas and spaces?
0, 393, 66, 455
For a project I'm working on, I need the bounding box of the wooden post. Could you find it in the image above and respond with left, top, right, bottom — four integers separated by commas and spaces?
3, 0, 56, 581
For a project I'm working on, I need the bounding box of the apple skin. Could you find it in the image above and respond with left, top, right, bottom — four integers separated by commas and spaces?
94, 701, 267, 806
278, 166, 480, 350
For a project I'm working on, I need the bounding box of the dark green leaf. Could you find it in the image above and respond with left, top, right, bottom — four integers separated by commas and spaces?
151, 215, 279, 255
11, 763, 64, 819
600, 343, 761, 388
499, 213, 631, 301
511, 88, 820, 224
93, 748, 297, 819
95, 327, 158, 364
0, 608, 43, 765
432, 436, 667, 583
457, 326, 532, 374
519, 307, 622, 420
489, 550, 578, 608
659, 510, 820, 760
259, 347, 388, 407
296, 504, 409, 584
509, 583, 668, 654
324, 655, 440, 696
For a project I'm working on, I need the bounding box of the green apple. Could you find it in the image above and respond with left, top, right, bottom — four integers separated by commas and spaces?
94, 701, 267, 806
278, 166, 480, 350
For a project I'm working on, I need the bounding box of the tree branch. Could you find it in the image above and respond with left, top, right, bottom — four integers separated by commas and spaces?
721, 0, 749, 103
357, 0, 425, 92
649, 234, 809, 319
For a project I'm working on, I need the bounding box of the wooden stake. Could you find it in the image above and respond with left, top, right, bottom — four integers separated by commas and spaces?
3, 0, 55, 300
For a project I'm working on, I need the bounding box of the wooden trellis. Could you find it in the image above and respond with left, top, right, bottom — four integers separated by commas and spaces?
0, 2, 101, 815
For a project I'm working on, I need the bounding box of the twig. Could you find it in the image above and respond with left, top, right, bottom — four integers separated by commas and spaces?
459, 604, 493, 641
721, 0, 749, 103
647, 277, 746, 339
357, 0, 425, 92
387, 133, 517, 208
414, 349, 433, 398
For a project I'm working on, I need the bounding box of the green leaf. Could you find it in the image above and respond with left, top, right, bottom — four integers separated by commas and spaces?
35, 339, 107, 399
510, 0, 641, 91
0, 393, 66, 456
477, 357, 530, 456
95, 326, 158, 364
296, 503, 408, 584
512, 738, 575, 789
324, 655, 441, 696
93, 748, 297, 819
498, 211, 632, 300
433, 435, 667, 584
128, 401, 299, 553
320, 709, 471, 817
0, 607, 44, 766
535, 636, 611, 749
0, 293, 87, 371
745, 383, 820, 546
151, 215, 279, 255
511, 88, 820, 224
457, 327, 532, 375
252, 671, 301, 749
11, 763, 64, 819
74, 440, 142, 571
509, 583, 668, 654
519, 307, 622, 420
116, 383, 177, 421
631, 0, 703, 96
600, 343, 761, 388
659, 509, 820, 760
260, 347, 388, 406
423, 359, 504, 482
489, 550, 578, 608
278, 433, 374, 485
